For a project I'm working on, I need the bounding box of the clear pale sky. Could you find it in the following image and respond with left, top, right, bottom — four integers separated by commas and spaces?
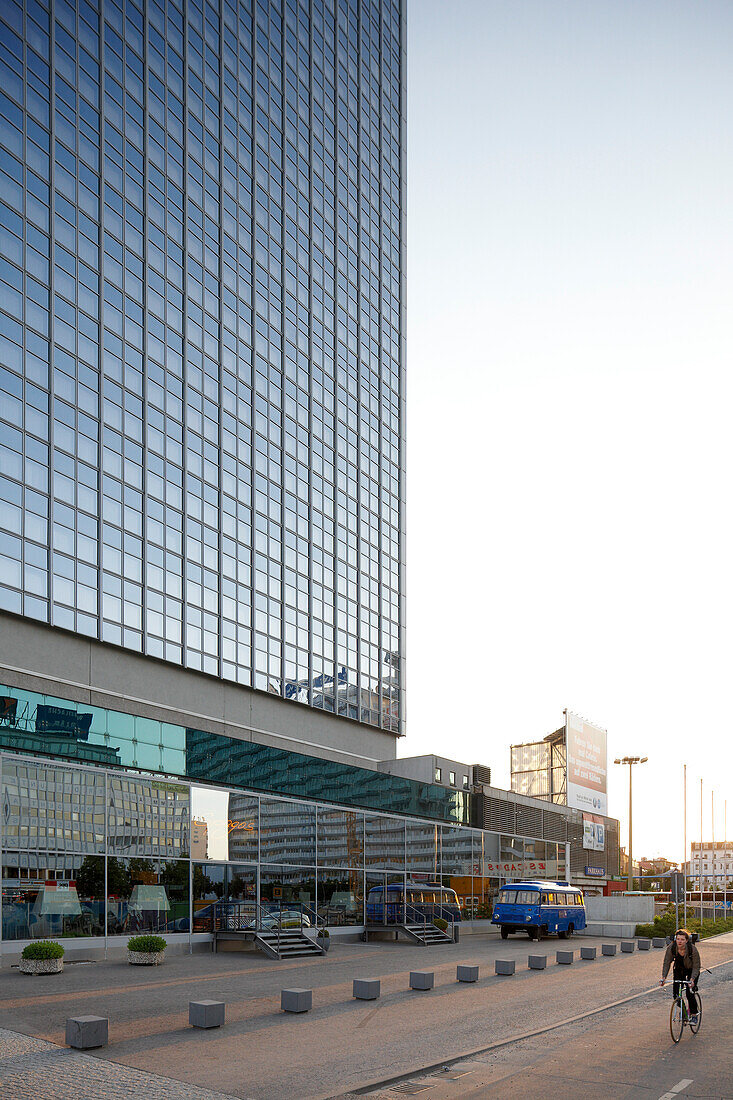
403, 0, 733, 864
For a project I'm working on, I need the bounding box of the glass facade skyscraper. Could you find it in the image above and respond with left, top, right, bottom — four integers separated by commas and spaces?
0, 0, 405, 736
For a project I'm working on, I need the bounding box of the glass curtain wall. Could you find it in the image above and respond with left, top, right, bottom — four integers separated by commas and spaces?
1, 752, 566, 943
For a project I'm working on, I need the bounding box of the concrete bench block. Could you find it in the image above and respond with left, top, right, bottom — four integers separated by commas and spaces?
653, 937, 667, 948
621, 941, 635, 953
528, 955, 547, 970
353, 979, 380, 1000
281, 988, 312, 1013
410, 970, 434, 990
494, 959, 515, 976
601, 943, 617, 956
556, 950, 574, 965
580, 946, 596, 960
637, 939, 651, 951
189, 1000, 225, 1028
65, 1016, 108, 1050
457, 965, 479, 983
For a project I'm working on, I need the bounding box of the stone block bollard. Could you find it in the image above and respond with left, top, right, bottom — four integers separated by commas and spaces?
621, 941, 635, 953
456, 965, 479, 983
65, 1016, 108, 1050
410, 971, 434, 990
652, 937, 666, 948
189, 1001, 225, 1029
281, 988, 312, 1013
637, 939, 651, 951
580, 946, 596, 960
528, 955, 547, 970
353, 979, 380, 1000
601, 943, 617, 956
494, 959, 515, 976
556, 950, 574, 965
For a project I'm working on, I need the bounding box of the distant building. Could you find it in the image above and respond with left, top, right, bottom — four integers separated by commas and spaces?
686, 842, 733, 891
191, 819, 209, 861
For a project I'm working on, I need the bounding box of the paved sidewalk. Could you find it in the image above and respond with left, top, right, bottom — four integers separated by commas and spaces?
0, 1028, 243, 1100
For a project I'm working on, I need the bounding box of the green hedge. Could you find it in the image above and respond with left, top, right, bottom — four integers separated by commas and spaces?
636, 908, 733, 940
127, 935, 167, 953
21, 941, 64, 960
432, 917, 449, 931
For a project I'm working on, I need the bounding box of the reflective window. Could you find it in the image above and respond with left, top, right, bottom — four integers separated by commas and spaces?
107, 857, 189, 935
260, 797, 315, 865
1, 759, 105, 852
365, 814, 404, 869
107, 775, 189, 857
317, 870, 363, 926
316, 807, 363, 866
1, 852, 105, 940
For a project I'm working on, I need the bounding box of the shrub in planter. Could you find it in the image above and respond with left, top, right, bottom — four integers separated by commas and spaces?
20, 941, 64, 975
432, 918, 449, 932
127, 935, 167, 966
316, 928, 331, 952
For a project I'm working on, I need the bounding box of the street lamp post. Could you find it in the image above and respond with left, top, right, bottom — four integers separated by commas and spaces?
614, 756, 648, 891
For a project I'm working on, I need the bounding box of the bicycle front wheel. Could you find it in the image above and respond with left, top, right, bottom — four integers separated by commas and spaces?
669, 998, 684, 1043
689, 991, 702, 1035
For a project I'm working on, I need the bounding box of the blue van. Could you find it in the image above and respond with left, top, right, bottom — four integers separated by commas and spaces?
366, 881, 462, 925
491, 880, 586, 940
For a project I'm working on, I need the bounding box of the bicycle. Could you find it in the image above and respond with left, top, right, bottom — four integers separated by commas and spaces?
664, 978, 702, 1043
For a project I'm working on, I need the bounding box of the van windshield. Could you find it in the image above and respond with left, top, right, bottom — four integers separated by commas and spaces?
498, 889, 539, 905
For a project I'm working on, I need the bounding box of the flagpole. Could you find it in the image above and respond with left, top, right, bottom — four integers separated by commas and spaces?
683, 764, 687, 926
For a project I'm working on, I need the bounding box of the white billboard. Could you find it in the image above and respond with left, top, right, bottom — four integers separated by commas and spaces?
566, 711, 607, 816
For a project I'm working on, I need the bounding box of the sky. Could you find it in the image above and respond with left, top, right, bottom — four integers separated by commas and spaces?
403, 0, 733, 864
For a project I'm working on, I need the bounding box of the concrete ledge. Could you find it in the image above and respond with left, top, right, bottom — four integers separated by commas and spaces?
637, 939, 651, 951
410, 971, 434, 990
353, 979, 380, 1000
528, 955, 546, 970
653, 937, 667, 948
556, 950, 573, 965
580, 946, 596, 960
456, 965, 479, 983
189, 1001, 225, 1028
601, 943, 617, 956
495, 959, 515, 976
621, 941, 635, 953
579, 921, 638, 938
65, 1016, 108, 1049
281, 989, 312, 1013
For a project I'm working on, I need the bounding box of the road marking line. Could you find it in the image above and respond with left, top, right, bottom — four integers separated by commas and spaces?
658, 1080, 693, 1099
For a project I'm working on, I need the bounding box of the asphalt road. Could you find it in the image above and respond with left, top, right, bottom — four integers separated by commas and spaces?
360, 965, 733, 1100
1, 931, 731, 1099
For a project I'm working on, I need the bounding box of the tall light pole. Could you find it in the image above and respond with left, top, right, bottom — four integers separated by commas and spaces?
614, 756, 648, 891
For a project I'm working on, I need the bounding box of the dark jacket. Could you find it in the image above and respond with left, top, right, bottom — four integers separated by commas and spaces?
662, 940, 700, 983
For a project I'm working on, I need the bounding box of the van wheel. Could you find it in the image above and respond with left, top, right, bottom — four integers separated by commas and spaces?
558, 929, 567, 939
500, 926, 509, 939
540, 926, 548, 939
530, 927, 540, 941
567, 923, 574, 937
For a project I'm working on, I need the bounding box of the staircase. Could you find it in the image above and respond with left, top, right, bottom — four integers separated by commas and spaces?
401, 922, 453, 946
254, 929, 325, 960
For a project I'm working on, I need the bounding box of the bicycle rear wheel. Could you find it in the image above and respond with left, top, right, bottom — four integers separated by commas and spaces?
669, 998, 684, 1043
689, 991, 702, 1034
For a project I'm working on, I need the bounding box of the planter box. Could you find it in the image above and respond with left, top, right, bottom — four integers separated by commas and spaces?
316, 936, 331, 953
19, 957, 64, 975
127, 950, 165, 966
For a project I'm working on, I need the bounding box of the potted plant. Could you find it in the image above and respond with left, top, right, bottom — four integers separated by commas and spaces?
315, 927, 331, 953
432, 917, 449, 932
19, 941, 65, 975
127, 934, 167, 965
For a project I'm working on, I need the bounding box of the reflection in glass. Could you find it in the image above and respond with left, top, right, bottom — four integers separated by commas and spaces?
259, 865, 315, 921
405, 820, 439, 874
260, 798, 315, 865
1, 852, 105, 939
1, 760, 105, 852
441, 826, 473, 874
107, 776, 190, 857
106, 858, 190, 935
316, 807, 364, 866
227, 793, 259, 862
191, 786, 230, 861
365, 815, 405, 869
317, 870, 363, 925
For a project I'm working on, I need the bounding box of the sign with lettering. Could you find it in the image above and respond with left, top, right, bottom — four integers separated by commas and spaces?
566, 711, 607, 815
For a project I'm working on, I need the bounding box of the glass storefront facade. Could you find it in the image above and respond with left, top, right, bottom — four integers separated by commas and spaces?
0, 748, 563, 943
0, 0, 405, 735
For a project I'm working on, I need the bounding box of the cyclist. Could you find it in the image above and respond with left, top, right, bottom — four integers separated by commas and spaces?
660, 928, 701, 1025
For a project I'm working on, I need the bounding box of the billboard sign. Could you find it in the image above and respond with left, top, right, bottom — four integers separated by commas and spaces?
582, 813, 605, 851
566, 711, 607, 815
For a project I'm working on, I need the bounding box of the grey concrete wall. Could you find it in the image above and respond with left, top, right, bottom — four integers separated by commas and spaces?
585, 895, 655, 922
0, 611, 398, 768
